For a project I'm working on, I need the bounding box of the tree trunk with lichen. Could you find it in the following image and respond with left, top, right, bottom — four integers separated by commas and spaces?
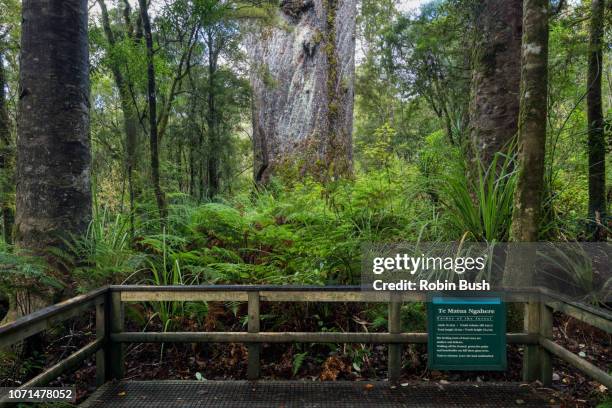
248, 0, 356, 183
586, 0, 607, 240
504, 0, 548, 291
510, 0, 548, 244
11, 0, 91, 318
469, 0, 522, 170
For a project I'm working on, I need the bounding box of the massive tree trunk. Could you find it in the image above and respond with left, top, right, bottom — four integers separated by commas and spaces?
469, 0, 522, 169
14, 0, 91, 313
139, 0, 167, 221
248, 0, 357, 183
586, 0, 607, 240
0, 52, 14, 245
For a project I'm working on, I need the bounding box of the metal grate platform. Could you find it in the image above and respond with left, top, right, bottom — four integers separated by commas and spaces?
79, 380, 553, 407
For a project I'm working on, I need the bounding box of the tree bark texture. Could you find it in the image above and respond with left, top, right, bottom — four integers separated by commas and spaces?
586, 0, 607, 239
248, 0, 356, 183
469, 0, 522, 169
510, 0, 549, 244
16, 0, 92, 254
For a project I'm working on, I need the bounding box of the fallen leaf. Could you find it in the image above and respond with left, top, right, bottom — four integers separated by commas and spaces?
364, 384, 374, 391
515, 399, 525, 405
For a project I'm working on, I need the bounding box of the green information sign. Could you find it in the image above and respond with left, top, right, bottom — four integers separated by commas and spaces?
427, 296, 506, 371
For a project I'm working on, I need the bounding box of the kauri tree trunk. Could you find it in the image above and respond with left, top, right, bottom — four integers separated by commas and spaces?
248, 0, 357, 183
14, 0, 91, 313
586, 0, 607, 240
469, 0, 522, 169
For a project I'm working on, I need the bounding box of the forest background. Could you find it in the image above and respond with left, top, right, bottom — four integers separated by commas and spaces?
0, 0, 609, 403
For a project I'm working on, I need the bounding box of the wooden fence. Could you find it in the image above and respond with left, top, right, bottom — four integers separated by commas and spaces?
0, 285, 610, 400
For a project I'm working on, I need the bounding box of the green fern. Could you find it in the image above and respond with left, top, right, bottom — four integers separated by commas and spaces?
292, 351, 308, 376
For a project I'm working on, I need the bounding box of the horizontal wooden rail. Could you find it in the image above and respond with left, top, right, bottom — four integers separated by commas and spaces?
0, 339, 103, 407
120, 290, 399, 303
540, 338, 612, 389
545, 300, 612, 333
0, 287, 107, 349
111, 331, 537, 344
114, 285, 542, 303
111, 285, 364, 292
22, 339, 103, 388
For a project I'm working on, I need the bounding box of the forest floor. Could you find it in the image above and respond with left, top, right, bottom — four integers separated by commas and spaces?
1, 308, 609, 407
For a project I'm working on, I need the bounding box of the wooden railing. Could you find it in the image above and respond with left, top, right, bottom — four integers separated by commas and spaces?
0, 285, 610, 400
0, 286, 108, 394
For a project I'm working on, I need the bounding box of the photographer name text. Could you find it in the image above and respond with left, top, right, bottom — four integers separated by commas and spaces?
372, 279, 490, 291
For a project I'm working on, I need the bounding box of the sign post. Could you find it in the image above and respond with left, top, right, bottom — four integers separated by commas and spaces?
428, 296, 506, 371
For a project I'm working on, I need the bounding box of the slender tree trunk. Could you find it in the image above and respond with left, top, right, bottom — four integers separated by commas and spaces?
586, 0, 607, 240
177, 136, 184, 193
248, 0, 356, 183
199, 127, 205, 201
98, 0, 139, 238
14, 0, 91, 315
189, 142, 195, 197
504, 0, 549, 291
206, 31, 219, 198
511, 0, 549, 243
0, 52, 14, 245
469, 0, 522, 170
139, 0, 167, 222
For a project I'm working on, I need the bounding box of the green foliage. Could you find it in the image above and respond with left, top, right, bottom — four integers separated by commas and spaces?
54, 161, 438, 294
0, 248, 58, 294
292, 351, 308, 376
357, 123, 396, 171
144, 231, 187, 332
596, 396, 612, 408
439, 153, 517, 242
62, 208, 144, 290
187, 203, 248, 246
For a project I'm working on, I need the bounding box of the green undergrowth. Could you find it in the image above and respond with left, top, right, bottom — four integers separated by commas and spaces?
82, 161, 440, 289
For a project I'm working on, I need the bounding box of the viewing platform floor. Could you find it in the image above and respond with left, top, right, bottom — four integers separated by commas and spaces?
80, 380, 554, 407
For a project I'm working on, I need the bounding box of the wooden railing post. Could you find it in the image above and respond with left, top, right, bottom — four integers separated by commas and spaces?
95, 296, 108, 386
247, 291, 260, 380
109, 291, 125, 380
388, 293, 401, 383
540, 303, 553, 386
523, 301, 541, 382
